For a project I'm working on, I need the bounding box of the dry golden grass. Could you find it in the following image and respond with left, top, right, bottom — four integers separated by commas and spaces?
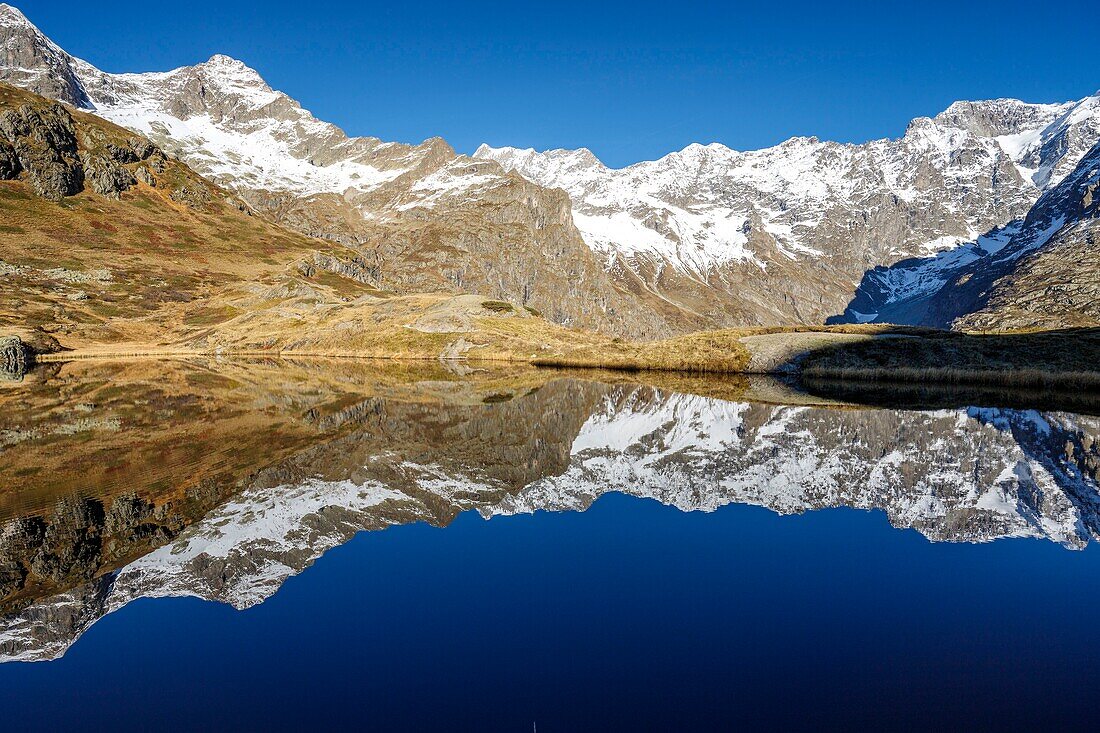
0, 83, 371, 348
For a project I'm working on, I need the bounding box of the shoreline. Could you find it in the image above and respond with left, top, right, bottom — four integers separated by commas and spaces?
25, 335, 1100, 393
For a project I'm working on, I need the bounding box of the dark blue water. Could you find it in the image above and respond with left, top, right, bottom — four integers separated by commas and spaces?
2, 493, 1098, 732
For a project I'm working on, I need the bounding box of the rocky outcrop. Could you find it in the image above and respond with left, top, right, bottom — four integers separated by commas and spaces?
0, 86, 171, 201
297, 252, 380, 287
168, 182, 211, 208
0, 100, 81, 199
0, 137, 16, 177
133, 164, 155, 186
0, 335, 31, 377
0, 485, 235, 616
79, 151, 136, 197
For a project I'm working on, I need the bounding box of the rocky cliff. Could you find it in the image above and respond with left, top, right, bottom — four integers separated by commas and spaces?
0, 84, 174, 200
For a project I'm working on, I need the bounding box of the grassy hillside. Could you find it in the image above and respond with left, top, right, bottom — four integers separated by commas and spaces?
0, 83, 373, 348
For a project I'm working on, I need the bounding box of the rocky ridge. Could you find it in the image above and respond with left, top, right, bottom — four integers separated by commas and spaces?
477, 93, 1100, 327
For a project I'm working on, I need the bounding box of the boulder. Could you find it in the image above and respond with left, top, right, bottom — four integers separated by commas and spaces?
0, 335, 33, 377
105, 141, 138, 164
147, 151, 168, 172
134, 165, 156, 186
27, 161, 83, 200
128, 137, 158, 160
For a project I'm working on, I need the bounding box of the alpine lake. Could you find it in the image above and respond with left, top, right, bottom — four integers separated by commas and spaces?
1, 357, 1099, 731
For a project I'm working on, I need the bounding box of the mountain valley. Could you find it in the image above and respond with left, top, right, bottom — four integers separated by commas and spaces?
3, 2, 1098, 342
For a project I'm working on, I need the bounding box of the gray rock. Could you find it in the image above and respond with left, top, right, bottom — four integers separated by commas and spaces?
79, 152, 136, 197
0, 5, 94, 108
0, 336, 33, 378
29, 497, 104, 584
105, 141, 138, 164
928, 140, 1100, 330
0, 140, 19, 179
128, 137, 158, 161
147, 152, 168, 173
170, 183, 211, 208
133, 165, 156, 187
0, 102, 83, 200
0, 518, 45, 598
104, 494, 154, 535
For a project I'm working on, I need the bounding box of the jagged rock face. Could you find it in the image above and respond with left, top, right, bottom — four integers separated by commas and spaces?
0, 486, 230, 616
833, 98, 1100, 327
0, 4, 92, 107
0, 99, 82, 199
78, 151, 136, 197
477, 95, 1100, 327
949, 225, 1100, 330
0, 6, 678, 337
2, 374, 1100, 662
923, 139, 1100, 330
0, 136, 16, 177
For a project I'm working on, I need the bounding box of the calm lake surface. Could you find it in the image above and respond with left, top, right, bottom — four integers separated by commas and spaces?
1, 358, 1099, 731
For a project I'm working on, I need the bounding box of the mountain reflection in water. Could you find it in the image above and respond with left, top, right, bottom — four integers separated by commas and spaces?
1, 358, 1099, 665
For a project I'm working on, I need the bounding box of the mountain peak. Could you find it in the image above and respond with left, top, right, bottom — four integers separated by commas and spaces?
195, 53, 266, 81
932, 97, 1073, 138
1, 3, 50, 40
0, 3, 33, 28
203, 53, 253, 71
0, 4, 94, 108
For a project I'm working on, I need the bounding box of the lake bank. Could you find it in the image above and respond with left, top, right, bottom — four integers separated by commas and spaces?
12, 323, 1097, 391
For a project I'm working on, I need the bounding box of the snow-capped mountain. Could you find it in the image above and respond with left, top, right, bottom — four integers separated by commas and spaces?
929, 138, 1100, 329
3, 380, 1098, 662
0, 3, 676, 337
833, 101, 1100, 327
0, 3, 447, 194
2, 2, 1097, 331
477, 94, 1100, 325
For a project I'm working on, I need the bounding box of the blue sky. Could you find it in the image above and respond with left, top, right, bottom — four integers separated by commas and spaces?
15, 0, 1100, 167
